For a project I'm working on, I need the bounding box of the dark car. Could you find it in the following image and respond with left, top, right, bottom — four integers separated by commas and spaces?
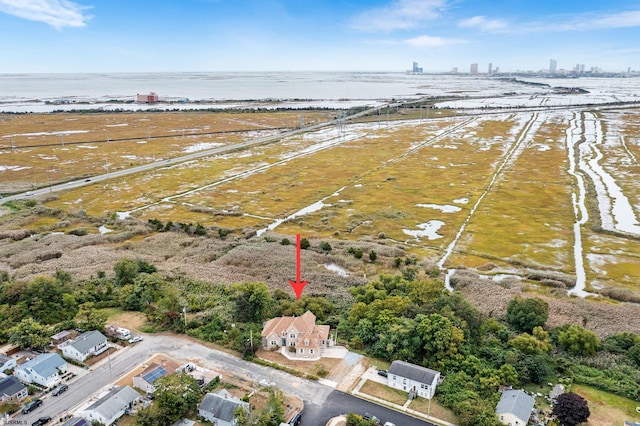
32, 417, 51, 426
52, 383, 68, 396
288, 411, 302, 425
377, 369, 388, 377
22, 398, 42, 414
363, 413, 381, 425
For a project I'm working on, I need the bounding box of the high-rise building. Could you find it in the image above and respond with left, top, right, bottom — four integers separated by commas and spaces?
412, 62, 423, 73
488, 63, 493, 75
549, 59, 557, 73
451, 67, 458, 74
470, 63, 478, 75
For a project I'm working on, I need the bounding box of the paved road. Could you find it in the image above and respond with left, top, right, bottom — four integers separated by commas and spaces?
15, 334, 433, 426
303, 391, 436, 426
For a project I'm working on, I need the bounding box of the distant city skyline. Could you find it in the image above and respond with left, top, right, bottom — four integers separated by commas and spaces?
1, 0, 640, 73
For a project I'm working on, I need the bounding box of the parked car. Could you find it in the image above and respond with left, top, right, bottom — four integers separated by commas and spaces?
383, 422, 396, 426
22, 399, 42, 414
288, 411, 302, 425
128, 336, 143, 343
52, 383, 68, 396
363, 413, 381, 425
377, 369, 388, 377
32, 416, 51, 426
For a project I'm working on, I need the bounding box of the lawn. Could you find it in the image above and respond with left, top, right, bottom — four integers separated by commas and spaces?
572, 384, 640, 426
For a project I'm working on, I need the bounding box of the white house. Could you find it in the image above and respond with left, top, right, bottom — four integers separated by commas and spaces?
387, 360, 441, 399
496, 389, 535, 426
14, 353, 67, 388
199, 389, 249, 426
0, 354, 16, 373
61, 330, 108, 362
80, 385, 140, 426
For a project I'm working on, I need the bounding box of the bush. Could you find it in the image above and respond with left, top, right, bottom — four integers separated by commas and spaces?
299, 238, 310, 249
281, 238, 291, 246
369, 251, 377, 262
319, 241, 332, 252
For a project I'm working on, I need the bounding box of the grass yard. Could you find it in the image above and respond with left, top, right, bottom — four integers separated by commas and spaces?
359, 379, 408, 406
572, 384, 640, 425
408, 396, 459, 425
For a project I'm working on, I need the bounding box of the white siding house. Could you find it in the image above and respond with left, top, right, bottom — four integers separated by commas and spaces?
14, 353, 67, 388
80, 386, 140, 426
387, 360, 440, 399
61, 330, 108, 362
496, 389, 535, 426
199, 389, 249, 426
0, 355, 16, 373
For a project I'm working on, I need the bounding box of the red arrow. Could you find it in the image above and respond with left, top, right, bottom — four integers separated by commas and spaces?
288, 234, 308, 300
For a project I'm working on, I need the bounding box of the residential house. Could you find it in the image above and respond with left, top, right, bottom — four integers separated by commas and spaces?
132, 359, 180, 394
61, 330, 108, 362
0, 376, 28, 402
14, 353, 67, 388
496, 389, 535, 426
80, 385, 140, 426
51, 330, 76, 347
261, 311, 332, 360
199, 389, 249, 426
0, 354, 16, 373
172, 419, 195, 426
387, 360, 441, 399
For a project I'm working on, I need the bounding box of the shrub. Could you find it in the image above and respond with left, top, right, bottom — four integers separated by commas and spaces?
369, 251, 377, 262
299, 238, 310, 249
319, 241, 332, 252
281, 238, 291, 246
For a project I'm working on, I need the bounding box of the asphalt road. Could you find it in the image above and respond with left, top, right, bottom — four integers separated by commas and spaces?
15, 334, 434, 426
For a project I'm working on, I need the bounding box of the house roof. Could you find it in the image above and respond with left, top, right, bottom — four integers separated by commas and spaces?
0, 376, 26, 396
200, 389, 249, 422
262, 311, 330, 349
51, 330, 74, 341
136, 359, 180, 384
496, 389, 535, 423
388, 360, 440, 385
17, 353, 66, 377
62, 418, 91, 426
67, 330, 107, 353
83, 386, 139, 420
0, 354, 12, 365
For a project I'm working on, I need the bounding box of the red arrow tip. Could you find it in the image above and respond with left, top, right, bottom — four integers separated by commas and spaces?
288, 280, 308, 300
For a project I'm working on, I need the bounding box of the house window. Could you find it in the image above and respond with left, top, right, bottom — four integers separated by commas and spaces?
304, 339, 309, 346
299, 349, 304, 353
321, 340, 325, 345
289, 341, 295, 347
290, 333, 296, 339
310, 349, 314, 354
282, 331, 286, 337
270, 340, 277, 346
402, 378, 406, 384
392, 375, 396, 380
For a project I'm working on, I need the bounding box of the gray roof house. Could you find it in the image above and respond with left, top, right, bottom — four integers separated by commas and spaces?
14, 353, 67, 388
387, 360, 441, 399
199, 389, 249, 426
496, 389, 535, 426
80, 385, 140, 426
0, 376, 28, 402
61, 330, 109, 362
62, 418, 91, 426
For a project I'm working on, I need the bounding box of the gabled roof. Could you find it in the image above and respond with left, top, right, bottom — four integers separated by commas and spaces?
388, 360, 440, 385
17, 353, 66, 377
84, 386, 139, 420
200, 389, 249, 422
0, 376, 26, 396
496, 389, 535, 423
262, 311, 317, 337
51, 330, 74, 341
67, 330, 107, 353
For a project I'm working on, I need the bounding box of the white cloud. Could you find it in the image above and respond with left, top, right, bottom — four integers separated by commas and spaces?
405, 34, 465, 47
0, 0, 91, 29
559, 10, 640, 31
458, 15, 507, 32
350, 0, 447, 32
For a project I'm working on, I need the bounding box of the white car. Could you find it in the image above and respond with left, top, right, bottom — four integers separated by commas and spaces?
383, 423, 396, 426
128, 336, 143, 343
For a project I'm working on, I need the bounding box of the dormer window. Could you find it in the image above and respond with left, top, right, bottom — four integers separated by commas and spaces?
304, 339, 309, 346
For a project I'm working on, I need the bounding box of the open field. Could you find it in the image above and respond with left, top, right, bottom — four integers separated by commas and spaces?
1, 105, 639, 312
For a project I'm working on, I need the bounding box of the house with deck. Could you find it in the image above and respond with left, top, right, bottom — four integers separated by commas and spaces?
80, 385, 140, 426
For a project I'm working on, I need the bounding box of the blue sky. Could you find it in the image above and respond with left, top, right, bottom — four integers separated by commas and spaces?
1, 0, 639, 73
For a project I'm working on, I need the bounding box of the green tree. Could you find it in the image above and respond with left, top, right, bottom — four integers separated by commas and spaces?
114, 258, 139, 286
8, 318, 50, 350
369, 250, 377, 262
74, 302, 108, 331
319, 241, 332, 252
233, 282, 273, 323
416, 313, 465, 367
506, 297, 549, 332
299, 238, 310, 250
153, 373, 202, 424
509, 327, 552, 355
255, 389, 285, 426
556, 324, 599, 356
234, 404, 250, 426
552, 392, 590, 426
628, 344, 640, 366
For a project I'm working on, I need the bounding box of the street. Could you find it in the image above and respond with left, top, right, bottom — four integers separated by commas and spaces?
15, 334, 433, 426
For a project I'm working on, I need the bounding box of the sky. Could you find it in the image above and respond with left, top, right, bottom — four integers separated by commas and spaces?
1, 0, 640, 73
